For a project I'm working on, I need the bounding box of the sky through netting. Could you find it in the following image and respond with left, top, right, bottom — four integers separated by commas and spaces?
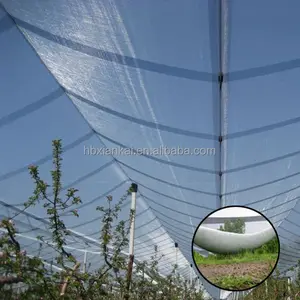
1, 1, 300, 299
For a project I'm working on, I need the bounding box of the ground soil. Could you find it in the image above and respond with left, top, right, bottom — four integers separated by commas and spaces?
199, 261, 276, 283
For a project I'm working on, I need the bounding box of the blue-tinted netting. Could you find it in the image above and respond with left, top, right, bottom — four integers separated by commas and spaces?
1, 0, 300, 299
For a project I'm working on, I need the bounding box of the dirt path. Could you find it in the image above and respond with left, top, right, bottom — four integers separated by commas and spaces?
199, 261, 275, 282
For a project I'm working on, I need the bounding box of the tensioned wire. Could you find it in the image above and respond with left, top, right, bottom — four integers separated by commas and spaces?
2, 89, 300, 178
0, 7, 194, 275
1, 183, 298, 270
4, 200, 295, 263
1, 1, 300, 282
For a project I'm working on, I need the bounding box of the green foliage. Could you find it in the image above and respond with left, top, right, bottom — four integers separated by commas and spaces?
0, 140, 206, 300
0, 139, 297, 300
213, 274, 258, 290
244, 276, 297, 300
194, 235, 279, 267
260, 237, 279, 254
193, 250, 277, 265
219, 218, 245, 234
193, 226, 288, 298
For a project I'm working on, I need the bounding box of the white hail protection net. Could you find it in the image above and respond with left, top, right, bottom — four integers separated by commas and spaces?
1, 0, 300, 298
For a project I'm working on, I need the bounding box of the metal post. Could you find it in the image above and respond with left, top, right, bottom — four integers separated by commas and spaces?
83, 250, 87, 273
190, 263, 193, 287
174, 242, 178, 265
128, 183, 138, 257
125, 183, 138, 300
174, 242, 178, 275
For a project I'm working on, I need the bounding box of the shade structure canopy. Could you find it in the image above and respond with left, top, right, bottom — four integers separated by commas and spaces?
1, 1, 300, 299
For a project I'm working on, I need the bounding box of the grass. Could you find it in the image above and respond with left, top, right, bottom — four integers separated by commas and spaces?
194, 250, 278, 265
212, 275, 259, 290
193, 237, 279, 290
193, 247, 278, 290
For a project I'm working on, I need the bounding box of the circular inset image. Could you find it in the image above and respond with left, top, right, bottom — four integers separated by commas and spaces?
192, 206, 280, 291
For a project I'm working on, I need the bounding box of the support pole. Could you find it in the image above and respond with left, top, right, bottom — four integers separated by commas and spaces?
125, 183, 138, 300
128, 183, 138, 256
189, 263, 193, 287
174, 242, 178, 274
83, 250, 87, 273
